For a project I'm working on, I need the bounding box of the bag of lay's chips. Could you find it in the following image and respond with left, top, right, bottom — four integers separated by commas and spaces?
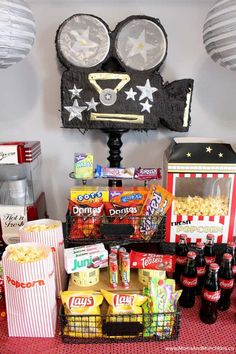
101, 289, 147, 324
60, 291, 103, 338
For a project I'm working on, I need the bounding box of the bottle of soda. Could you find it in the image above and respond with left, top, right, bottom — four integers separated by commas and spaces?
199, 263, 220, 324
204, 234, 216, 271
218, 253, 234, 311
195, 242, 206, 295
174, 234, 189, 283
226, 242, 236, 282
179, 251, 197, 308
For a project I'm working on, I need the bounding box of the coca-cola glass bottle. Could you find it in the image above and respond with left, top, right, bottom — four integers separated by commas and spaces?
174, 234, 189, 283
226, 242, 236, 282
195, 242, 206, 296
204, 234, 216, 271
218, 253, 234, 311
179, 251, 197, 308
199, 263, 220, 324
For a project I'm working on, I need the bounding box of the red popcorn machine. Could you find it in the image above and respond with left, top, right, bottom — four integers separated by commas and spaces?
0, 141, 48, 246
165, 138, 236, 244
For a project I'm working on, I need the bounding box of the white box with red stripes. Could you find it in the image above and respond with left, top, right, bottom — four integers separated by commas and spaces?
165, 138, 236, 243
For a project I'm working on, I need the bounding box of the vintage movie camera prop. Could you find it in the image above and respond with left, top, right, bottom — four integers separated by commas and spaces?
56, 14, 194, 131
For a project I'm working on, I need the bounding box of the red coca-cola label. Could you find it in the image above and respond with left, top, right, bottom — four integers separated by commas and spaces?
202, 289, 221, 302
205, 256, 216, 265
232, 265, 236, 275
219, 278, 234, 289
176, 256, 187, 265
181, 275, 197, 287
197, 266, 206, 276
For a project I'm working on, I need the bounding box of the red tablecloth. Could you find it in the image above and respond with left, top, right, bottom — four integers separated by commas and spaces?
1, 292, 235, 354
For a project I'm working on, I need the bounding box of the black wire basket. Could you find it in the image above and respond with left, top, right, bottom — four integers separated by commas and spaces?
60, 305, 181, 344
65, 214, 166, 247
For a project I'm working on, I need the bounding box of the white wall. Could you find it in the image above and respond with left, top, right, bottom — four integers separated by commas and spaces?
1, 0, 236, 221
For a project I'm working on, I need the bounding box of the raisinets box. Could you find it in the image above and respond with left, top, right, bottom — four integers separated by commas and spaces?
164, 138, 236, 243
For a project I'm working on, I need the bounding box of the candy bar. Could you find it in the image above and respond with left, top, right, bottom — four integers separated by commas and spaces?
134, 167, 162, 180
130, 250, 175, 272
95, 165, 135, 179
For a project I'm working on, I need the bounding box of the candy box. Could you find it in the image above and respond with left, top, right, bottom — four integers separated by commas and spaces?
74, 153, 93, 179
165, 138, 236, 243
70, 186, 109, 203
2, 243, 57, 337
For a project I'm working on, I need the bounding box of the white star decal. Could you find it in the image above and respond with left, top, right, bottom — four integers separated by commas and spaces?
136, 79, 158, 102
70, 27, 99, 55
218, 153, 223, 158
127, 30, 156, 63
65, 99, 87, 121
85, 97, 99, 111
206, 146, 213, 153
140, 99, 152, 113
186, 152, 191, 158
68, 85, 83, 99
125, 88, 137, 101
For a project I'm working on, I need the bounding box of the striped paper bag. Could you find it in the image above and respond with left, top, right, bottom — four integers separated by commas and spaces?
2, 243, 57, 337
19, 219, 67, 296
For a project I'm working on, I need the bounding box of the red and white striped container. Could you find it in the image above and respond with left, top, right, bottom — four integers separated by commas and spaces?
2, 243, 57, 337
19, 219, 67, 297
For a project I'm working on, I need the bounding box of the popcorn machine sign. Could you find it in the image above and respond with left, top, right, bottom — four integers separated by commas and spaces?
165, 139, 236, 244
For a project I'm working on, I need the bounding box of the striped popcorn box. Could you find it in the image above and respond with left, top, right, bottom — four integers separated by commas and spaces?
2, 243, 57, 337
19, 219, 67, 296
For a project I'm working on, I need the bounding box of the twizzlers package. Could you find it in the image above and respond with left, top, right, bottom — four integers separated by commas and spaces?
2, 243, 57, 337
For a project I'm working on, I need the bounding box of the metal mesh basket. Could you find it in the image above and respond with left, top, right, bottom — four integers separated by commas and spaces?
60, 305, 181, 344
65, 214, 166, 246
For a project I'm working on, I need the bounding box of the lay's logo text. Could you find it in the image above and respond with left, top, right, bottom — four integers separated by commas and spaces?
114, 294, 134, 306
6, 276, 45, 289
69, 296, 94, 308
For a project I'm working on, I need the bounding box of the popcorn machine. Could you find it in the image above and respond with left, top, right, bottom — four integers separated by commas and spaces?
165, 138, 236, 244
0, 142, 48, 246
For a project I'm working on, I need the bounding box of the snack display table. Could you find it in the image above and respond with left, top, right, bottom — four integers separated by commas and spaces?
1, 290, 235, 354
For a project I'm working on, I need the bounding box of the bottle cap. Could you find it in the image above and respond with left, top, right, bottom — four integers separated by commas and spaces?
179, 234, 188, 240
223, 253, 233, 261
206, 234, 215, 240
209, 263, 219, 271
196, 242, 204, 249
227, 241, 236, 248
187, 251, 196, 259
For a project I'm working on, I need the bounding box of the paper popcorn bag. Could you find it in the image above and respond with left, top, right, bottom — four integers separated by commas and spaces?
2, 243, 57, 337
19, 219, 67, 296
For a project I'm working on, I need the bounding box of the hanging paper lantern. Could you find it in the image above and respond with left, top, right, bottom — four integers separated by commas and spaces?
203, 0, 236, 71
0, 0, 36, 69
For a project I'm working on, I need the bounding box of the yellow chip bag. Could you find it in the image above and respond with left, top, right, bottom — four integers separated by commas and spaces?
101, 289, 147, 323
60, 290, 103, 338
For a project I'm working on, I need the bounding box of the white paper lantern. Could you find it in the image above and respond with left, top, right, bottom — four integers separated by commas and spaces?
203, 0, 236, 71
0, 0, 36, 69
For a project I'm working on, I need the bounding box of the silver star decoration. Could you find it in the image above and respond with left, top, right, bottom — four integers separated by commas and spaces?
206, 146, 213, 153
69, 85, 83, 99
140, 99, 152, 113
218, 153, 223, 158
125, 88, 137, 101
136, 79, 158, 102
186, 152, 191, 158
70, 27, 99, 56
65, 99, 87, 121
127, 30, 156, 62
86, 97, 99, 111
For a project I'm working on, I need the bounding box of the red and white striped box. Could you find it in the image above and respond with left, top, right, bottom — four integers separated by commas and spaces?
165, 138, 236, 243
19, 219, 67, 297
0, 141, 41, 164
2, 243, 57, 337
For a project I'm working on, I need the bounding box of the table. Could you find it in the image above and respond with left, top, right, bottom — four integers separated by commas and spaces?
1, 291, 235, 354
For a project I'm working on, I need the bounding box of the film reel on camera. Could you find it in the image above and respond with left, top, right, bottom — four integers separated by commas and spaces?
56, 14, 193, 132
